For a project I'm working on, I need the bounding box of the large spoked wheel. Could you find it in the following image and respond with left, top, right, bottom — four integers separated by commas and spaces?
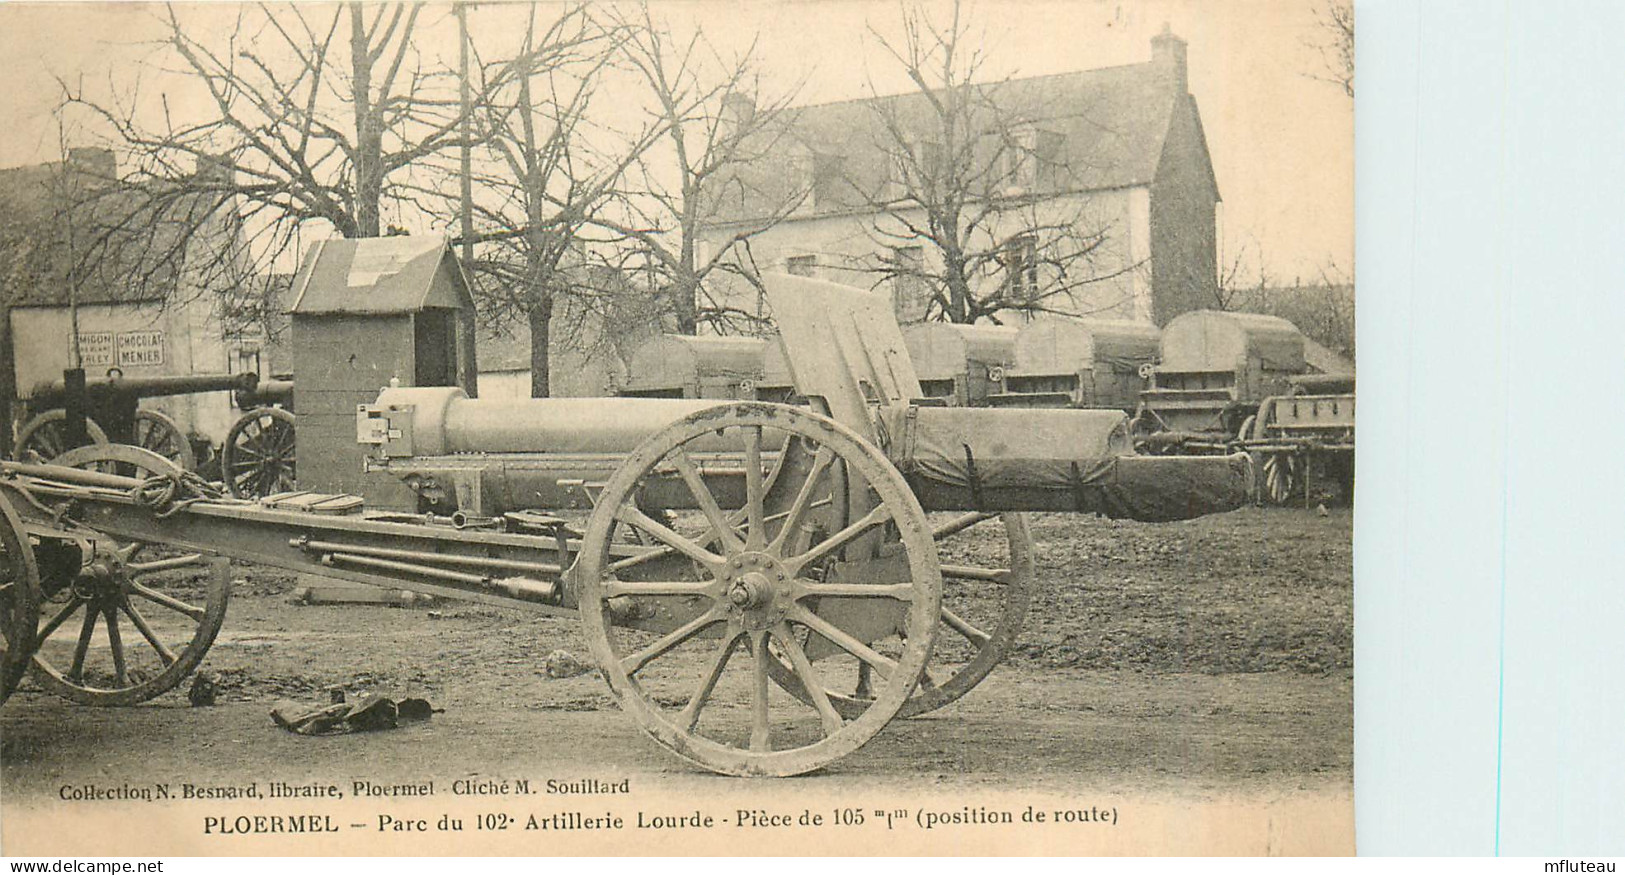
29, 445, 229, 706
770, 512, 1036, 719
222, 407, 296, 498
131, 409, 196, 472
13, 411, 108, 462
1262, 451, 1300, 506
576, 402, 942, 777
0, 490, 42, 705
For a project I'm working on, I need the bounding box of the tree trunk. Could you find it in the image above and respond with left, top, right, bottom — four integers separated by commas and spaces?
672, 277, 698, 335
528, 295, 553, 398
350, 4, 382, 238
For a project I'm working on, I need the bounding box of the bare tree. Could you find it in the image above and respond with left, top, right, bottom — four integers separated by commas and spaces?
438, 7, 662, 397
1214, 236, 1267, 312
55, 2, 596, 335
841, 1, 1139, 325
1309, 0, 1354, 99
593, 3, 806, 335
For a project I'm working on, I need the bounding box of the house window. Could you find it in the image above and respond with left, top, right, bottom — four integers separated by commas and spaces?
786, 255, 818, 277
891, 246, 928, 322
1001, 235, 1039, 302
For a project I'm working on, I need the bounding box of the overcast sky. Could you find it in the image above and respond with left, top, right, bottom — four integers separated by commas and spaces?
0, 0, 1352, 285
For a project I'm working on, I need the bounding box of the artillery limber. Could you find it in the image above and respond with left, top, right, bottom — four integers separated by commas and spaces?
899, 323, 1017, 406
1132, 310, 1354, 505
14, 371, 261, 472
1131, 309, 1305, 452
619, 335, 768, 400
1237, 373, 1355, 505
0, 275, 1248, 777
988, 319, 1161, 412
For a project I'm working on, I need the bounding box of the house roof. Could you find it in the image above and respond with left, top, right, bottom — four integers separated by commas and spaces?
289, 235, 472, 315
0, 150, 174, 308
708, 44, 1211, 226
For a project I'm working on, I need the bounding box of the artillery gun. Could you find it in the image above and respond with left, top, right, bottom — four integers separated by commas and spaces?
15, 372, 261, 472
0, 274, 1248, 777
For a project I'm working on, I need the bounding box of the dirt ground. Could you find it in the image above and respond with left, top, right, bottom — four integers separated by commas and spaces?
1, 506, 1351, 808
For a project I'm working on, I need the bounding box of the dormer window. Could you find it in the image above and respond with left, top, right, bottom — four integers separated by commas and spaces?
811, 153, 846, 210
1003, 128, 1065, 194
889, 138, 943, 200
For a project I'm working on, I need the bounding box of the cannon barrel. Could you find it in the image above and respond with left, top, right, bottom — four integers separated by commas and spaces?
233, 378, 295, 410
28, 371, 258, 404
363, 388, 1249, 521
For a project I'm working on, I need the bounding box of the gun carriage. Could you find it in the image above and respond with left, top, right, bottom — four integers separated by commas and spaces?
988, 319, 1161, 412
14, 372, 261, 473
0, 275, 1248, 777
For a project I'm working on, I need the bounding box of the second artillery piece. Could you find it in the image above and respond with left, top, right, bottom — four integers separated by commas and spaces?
14, 371, 261, 472
0, 272, 1249, 777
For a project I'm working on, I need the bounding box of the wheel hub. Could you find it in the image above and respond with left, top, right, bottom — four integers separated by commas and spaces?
71, 555, 125, 602
718, 552, 791, 630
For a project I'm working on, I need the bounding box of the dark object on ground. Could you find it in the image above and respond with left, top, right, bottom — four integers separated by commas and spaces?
187, 673, 218, 707
290, 584, 436, 607
270, 693, 438, 736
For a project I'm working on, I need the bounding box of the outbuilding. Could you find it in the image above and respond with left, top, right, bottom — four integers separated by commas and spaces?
289, 235, 478, 507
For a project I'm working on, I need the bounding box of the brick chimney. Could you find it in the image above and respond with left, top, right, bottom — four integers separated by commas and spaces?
721, 92, 756, 132
66, 147, 116, 180
1151, 23, 1188, 93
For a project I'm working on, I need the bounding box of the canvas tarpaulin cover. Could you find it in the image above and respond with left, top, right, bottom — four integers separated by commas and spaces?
884, 405, 1249, 522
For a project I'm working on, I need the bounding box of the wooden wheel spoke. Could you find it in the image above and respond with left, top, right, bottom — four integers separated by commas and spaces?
772, 623, 843, 735
788, 504, 893, 572
616, 507, 723, 568
768, 446, 836, 554
749, 631, 771, 752
103, 606, 128, 686
742, 426, 766, 549
608, 547, 676, 575
126, 553, 205, 574
602, 580, 715, 599
668, 451, 742, 552
120, 601, 177, 666
679, 630, 742, 731
940, 563, 1010, 583
620, 609, 723, 676
797, 582, 916, 601
68, 607, 98, 682
932, 512, 996, 540
791, 606, 896, 678
37, 596, 85, 640
941, 606, 992, 648
129, 582, 206, 622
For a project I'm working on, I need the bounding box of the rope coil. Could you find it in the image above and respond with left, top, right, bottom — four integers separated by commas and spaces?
130, 470, 223, 518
